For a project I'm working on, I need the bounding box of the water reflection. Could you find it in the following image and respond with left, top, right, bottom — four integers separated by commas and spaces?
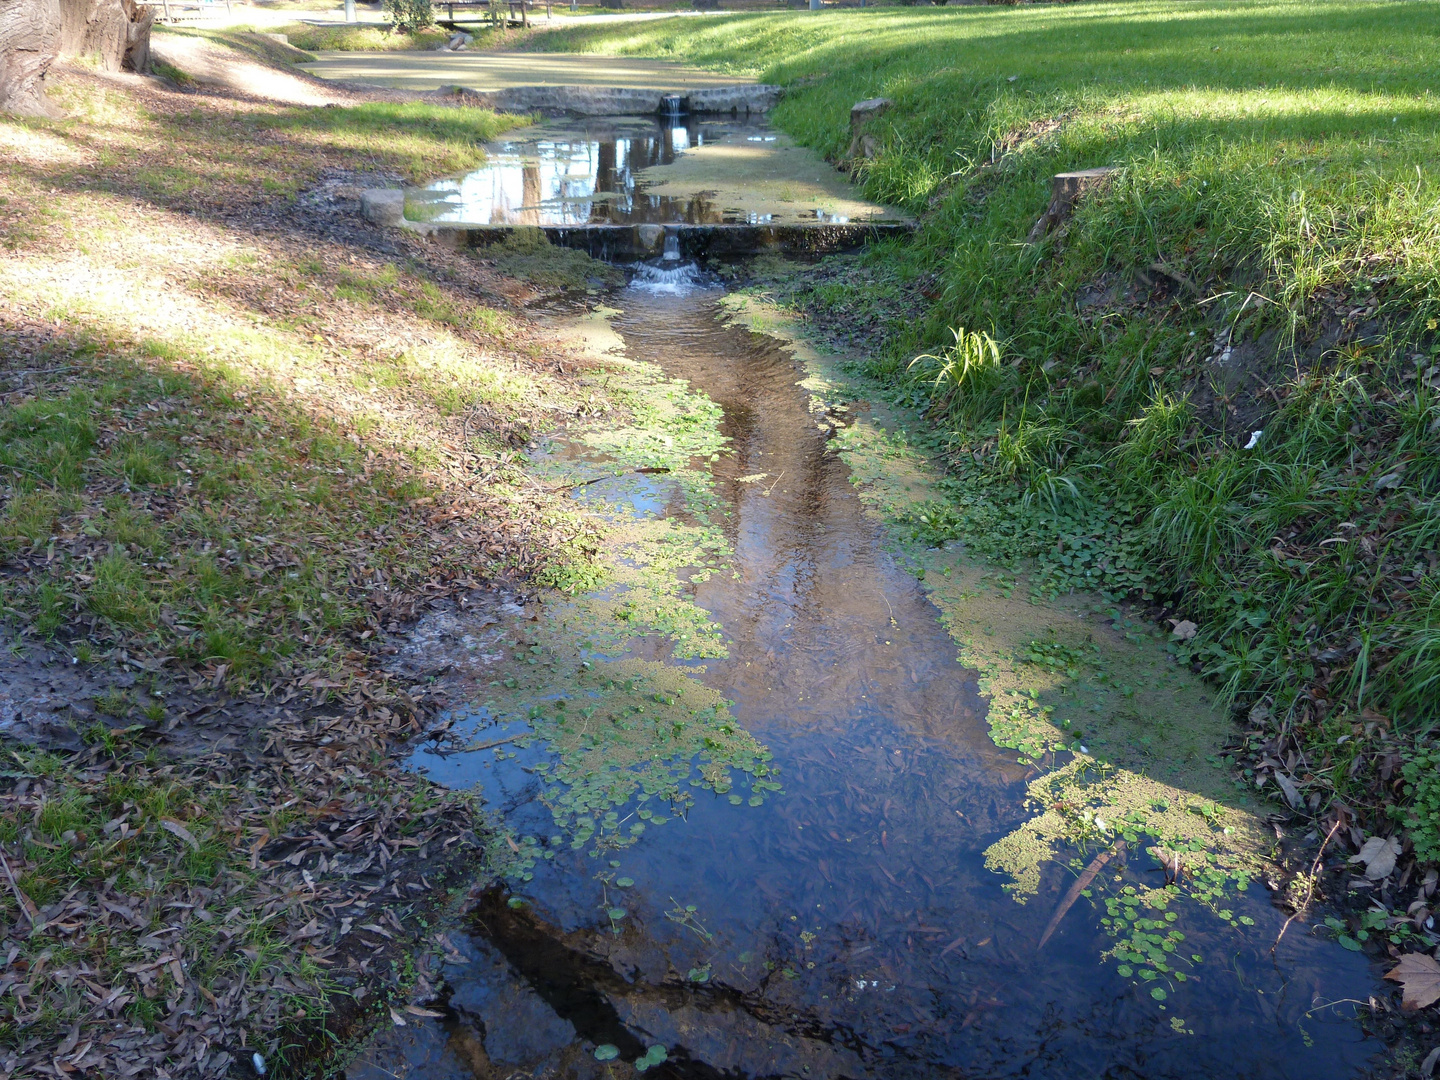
361, 275, 1382, 1080
407, 118, 764, 227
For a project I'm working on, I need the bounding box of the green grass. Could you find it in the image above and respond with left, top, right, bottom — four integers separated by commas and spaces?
274, 20, 453, 52
0, 742, 328, 1057
532, 1, 1440, 821
253, 100, 530, 179
0, 359, 406, 682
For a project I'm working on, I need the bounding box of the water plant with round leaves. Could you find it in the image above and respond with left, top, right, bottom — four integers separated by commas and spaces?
635, 1045, 668, 1072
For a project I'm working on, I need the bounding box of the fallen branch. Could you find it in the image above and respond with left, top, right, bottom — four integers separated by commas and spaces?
458, 732, 522, 752
556, 466, 672, 491
1038, 840, 1125, 950
0, 848, 37, 927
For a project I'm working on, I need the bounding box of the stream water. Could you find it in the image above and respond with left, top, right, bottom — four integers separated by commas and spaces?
404, 117, 780, 227
351, 266, 1380, 1080
402, 117, 906, 230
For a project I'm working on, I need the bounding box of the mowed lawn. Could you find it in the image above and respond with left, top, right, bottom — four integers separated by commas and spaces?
533, 1, 1440, 219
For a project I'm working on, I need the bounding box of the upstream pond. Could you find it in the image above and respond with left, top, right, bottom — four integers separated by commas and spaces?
402, 116, 907, 229
349, 263, 1381, 1080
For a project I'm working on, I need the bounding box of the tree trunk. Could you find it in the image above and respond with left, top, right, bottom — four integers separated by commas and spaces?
60, 0, 153, 74
0, 0, 63, 117
1, 0, 152, 117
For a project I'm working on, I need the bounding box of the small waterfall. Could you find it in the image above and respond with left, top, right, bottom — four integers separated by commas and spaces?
661, 232, 682, 262
629, 261, 704, 296
659, 94, 685, 120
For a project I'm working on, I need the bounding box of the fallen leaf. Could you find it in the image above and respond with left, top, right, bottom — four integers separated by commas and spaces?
1422, 1045, 1440, 1078
1273, 771, 1302, 810
389, 1006, 407, 1026
404, 1004, 444, 1017
161, 819, 200, 851
1386, 953, 1440, 1010
1351, 835, 1401, 880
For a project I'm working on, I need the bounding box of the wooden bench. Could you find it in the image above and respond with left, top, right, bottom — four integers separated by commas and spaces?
147, 0, 235, 22
437, 0, 551, 26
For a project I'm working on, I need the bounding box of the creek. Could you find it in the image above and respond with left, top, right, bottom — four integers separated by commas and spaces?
345, 259, 1383, 1080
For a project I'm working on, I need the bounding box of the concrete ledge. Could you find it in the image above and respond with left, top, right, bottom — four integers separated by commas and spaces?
434, 82, 781, 116
439, 221, 915, 259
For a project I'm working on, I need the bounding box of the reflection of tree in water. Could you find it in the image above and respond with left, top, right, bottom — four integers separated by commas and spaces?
596, 140, 617, 194
519, 162, 541, 227
679, 193, 723, 224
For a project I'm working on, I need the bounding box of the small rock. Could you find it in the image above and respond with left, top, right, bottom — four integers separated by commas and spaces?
636, 223, 664, 253
360, 188, 405, 227
1169, 619, 1198, 641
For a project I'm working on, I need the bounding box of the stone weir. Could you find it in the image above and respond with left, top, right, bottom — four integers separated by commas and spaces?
358, 193, 912, 259
437, 82, 781, 117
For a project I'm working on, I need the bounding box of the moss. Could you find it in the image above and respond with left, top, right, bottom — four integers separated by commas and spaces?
474, 651, 776, 869
526, 307, 735, 658
476, 228, 624, 292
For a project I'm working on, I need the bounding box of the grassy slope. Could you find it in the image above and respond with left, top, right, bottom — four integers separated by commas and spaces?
276, 21, 454, 51
532, 3, 1440, 849
0, 57, 617, 1074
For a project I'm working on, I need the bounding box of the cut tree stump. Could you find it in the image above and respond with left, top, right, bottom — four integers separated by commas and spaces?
847, 96, 892, 161
1026, 167, 1116, 243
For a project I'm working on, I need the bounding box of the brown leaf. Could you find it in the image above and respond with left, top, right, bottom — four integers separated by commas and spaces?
1273, 770, 1302, 810
1351, 835, 1401, 880
1385, 953, 1440, 1010
161, 819, 200, 851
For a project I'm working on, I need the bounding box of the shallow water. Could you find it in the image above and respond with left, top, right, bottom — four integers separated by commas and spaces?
403, 117, 898, 229
352, 270, 1380, 1080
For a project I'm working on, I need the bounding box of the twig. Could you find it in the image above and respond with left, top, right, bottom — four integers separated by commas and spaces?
0, 848, 37, 928
1038, 840, 1124, 950
458, 733, 521, 753
553, 466, 671, 492
1272, 816, 1343, 955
